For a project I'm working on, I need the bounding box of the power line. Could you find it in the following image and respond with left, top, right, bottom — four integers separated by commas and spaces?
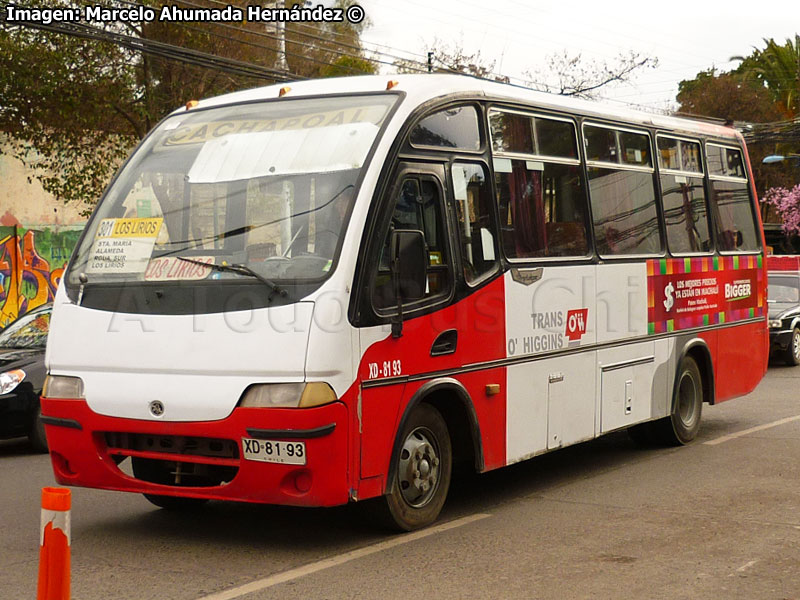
153, 17, 373, 76
2, 0, 415, 82
1, 0, 678, 115
117, 0, 431, 73
0, 4, 297, 82
164, 0, 433, 66
105, 0, 386, 75
743, 117, 800, 144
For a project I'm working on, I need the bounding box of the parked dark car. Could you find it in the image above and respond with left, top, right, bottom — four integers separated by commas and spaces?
768, 273, 800, 366
0, 303, 51, 451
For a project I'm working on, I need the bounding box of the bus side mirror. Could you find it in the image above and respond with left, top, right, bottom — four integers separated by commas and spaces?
390, 229, 427, 338
391, 229, 427, 301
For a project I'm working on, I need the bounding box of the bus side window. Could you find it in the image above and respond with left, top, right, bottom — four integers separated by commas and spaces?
489, 110, 589, 260
452, 162, 498, 283
372, 176, 451, 310
657, 136, 712, 255
410, 106, 481, 151
494, 159, 589, 258
585, 125, 661, 257
706, 144, 759, 252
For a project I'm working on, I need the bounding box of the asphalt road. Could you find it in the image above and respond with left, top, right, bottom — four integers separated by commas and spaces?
2, 364, 799, 600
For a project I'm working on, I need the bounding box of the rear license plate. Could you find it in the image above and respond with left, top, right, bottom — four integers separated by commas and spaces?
242, 438, 306, 465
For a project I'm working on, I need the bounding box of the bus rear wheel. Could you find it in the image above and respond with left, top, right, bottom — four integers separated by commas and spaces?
656, 355, 703, 445
378, 403, 452, 531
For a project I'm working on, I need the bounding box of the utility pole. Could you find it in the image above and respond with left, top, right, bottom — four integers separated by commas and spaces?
276, 0, 288, 72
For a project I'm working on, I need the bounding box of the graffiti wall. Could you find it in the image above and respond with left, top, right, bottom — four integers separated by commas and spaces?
0, 225, 84, 327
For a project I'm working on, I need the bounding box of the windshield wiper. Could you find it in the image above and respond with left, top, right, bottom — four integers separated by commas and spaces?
176, 257, 288, 301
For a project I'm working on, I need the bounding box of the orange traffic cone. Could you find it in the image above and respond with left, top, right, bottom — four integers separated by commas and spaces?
36, 487, 71, 600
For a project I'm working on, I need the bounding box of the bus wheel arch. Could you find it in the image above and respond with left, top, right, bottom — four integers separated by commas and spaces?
378, 379, 482, 530
659, 341, 712, 445
631, 341, 713, 447
419, 380, 484, 475
683, 341, 714, 406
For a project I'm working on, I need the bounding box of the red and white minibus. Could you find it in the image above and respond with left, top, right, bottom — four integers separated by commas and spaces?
42, 74, 768, 530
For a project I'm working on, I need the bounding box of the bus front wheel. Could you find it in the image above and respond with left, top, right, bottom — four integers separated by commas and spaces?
379, 403, 452, 531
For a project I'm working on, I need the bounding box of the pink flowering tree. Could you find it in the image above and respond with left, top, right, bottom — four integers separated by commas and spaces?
763, 185, 800, 236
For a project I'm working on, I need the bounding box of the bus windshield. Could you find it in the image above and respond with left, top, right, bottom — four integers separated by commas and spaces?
67, 94, 396, 287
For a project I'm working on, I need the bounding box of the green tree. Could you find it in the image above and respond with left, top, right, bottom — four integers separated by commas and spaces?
733, 35, 800, 119
676, 68, 782, 123
283, 0, 375, 78
677, 37, 800, 240
676, 65, 796, 210
0, 0, 374, 214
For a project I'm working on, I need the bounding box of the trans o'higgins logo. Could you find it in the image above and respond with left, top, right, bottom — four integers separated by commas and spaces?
512, 308, 589, 355
565, 308, 588, 341
725, 279, 752, 301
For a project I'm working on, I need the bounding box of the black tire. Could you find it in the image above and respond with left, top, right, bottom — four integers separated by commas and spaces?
132, 457, 209, 511
377, 403, 452, 531
784, 327, 800, 366
655, 356, 704, 445
28, 404, 48, 453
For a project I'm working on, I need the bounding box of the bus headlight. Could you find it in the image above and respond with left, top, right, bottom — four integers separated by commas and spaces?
43, 375, 85, 399
0, 369, 26, 395
240, 382, 337, 409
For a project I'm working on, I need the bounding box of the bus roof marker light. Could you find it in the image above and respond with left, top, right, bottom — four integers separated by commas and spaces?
185, 100, 199, 110
279, 86, 291, 97
386, 80, 399, 90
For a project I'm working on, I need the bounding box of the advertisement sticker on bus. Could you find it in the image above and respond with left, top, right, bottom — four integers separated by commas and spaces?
647, 256, 764, 333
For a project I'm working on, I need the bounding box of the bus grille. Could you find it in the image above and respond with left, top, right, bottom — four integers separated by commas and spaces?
103, 432, 240, 487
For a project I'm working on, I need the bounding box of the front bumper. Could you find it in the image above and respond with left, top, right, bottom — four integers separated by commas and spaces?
40, 398, 350, 507
770, 329, 792, 353
0, 388, 38, 439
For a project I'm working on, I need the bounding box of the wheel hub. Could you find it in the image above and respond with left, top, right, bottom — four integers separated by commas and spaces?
678, 371, 699, 427
398, 428, 440, 508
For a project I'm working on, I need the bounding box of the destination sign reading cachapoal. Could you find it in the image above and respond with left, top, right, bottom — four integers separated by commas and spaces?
162, 105, 389, 146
